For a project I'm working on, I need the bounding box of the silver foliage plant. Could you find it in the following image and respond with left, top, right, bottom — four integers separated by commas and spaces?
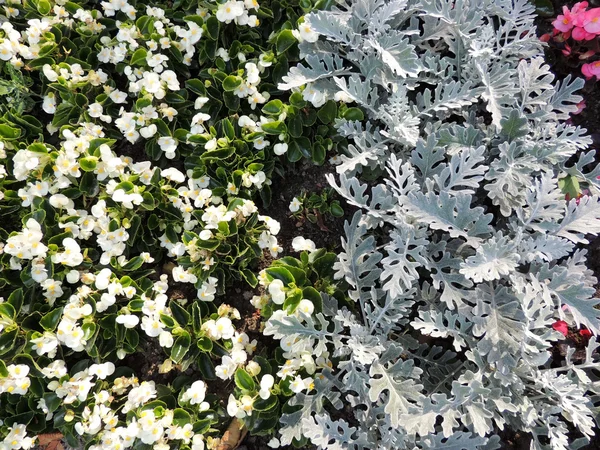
272, 0, 600, 448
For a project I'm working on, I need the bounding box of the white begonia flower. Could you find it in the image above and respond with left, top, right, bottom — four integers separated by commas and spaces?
140, 124, 157, 138
259, 374, 275, 399
267, 438, 281, 448
199, 230, 213, 240
289, 197, 302, 213
43, 64, 58, 81
215, 356, 237, 380
245, 62, 260, 84
52, 237, 84, 267
43, 93, 57, 114
159, 330, 174, 348
303, 84, 328, 107
194, 96, 210, 109
95, 268, 113, 291
215, 317, 235, 339
293, 22, 319, 43
66, 270, 80, 284
273, 143, 288, 155
89, 362, 115, 380
157, 136, 178, 159
246, 360, 261, 376
268, 279, 285, 304
291, 236, 316, 253
160, 70, 180, 90
141, 315, 164, 338
161, 167, 185, 183
289, 375, 308, 393
329, 154, 342, 165
205, 138, 217, 151
49, 194, 73, 209
109, 89, 128, 103
216, 0, 244, 22
88, 103, 103, 118
41, 360, 67, 379
227, 394, 241, 417
116, 314, 140, 328
181, 380, 208, 407
334, 90, 354, 103
297, 299, 315, 316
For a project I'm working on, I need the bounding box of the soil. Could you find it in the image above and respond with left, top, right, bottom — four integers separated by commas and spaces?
268, 161, 352, 253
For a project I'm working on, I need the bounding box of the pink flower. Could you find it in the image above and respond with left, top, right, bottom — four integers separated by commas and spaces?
573, 100, 586, 115
572, 26, 589, 40
580, 328, 593, 340
583, 61, 600, 79
583, 8, 600, 33
539, 33, 552, 42
562, 43, 572, 56
554, 13, 574, 33
572, 1, 590, 26
553, 320, 569, 337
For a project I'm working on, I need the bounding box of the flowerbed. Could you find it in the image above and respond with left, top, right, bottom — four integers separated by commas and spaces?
0, 0, 600, 449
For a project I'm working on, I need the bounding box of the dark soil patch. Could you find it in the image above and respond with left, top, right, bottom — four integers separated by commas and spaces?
268, 160, 353, 255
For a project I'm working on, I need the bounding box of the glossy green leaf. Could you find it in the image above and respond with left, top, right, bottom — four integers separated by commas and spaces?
40, 308, 63, 332
234, 367, 256, 391
276, 29, 296, 53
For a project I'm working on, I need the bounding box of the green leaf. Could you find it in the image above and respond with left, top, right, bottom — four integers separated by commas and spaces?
343, 107, 364, 121
241, 269, 258, 288
0, 124, 21, 140
317, 100, 337, 124
291, 136, 311, 159
37, 0, 51, 15
79, 171, 99, 196
284, 288, 303, 312
222, 75, 243, 92
79, 156, 98, 172
253, 394, 278, 411
265, 267, 295, 285
276, 29, 297, 54
261, 121, 287, 135
185, 79, 206, 96
173, 408, 192, 426
312, 252, 337, 279
196, 336, 213, 352
206, 16, 220, 40
41, 308, 63, 332
7, 288, 24, 315
330, 201, 344, 217
170, 301, 190, 327
262, 99, 284, 116
302, 286, 323, 313
234, 368, 256, 391
222, 118, 235, 140
0, 328, 17, 355
287, 140, 303, 162
171, 332, 191, 363
192, 303, 202, 335
0, 303, 15, 321
0, 360, 7, 377
43, 392, 61, 412
559, 175, 581, 200
290, 92, 306, 108
121, 256, 144, 271
312, 144, 326, 165
130, 48, 147, 66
